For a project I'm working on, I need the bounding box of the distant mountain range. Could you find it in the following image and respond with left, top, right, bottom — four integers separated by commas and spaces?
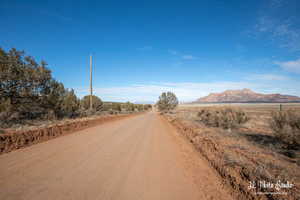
194, 89, 300, 103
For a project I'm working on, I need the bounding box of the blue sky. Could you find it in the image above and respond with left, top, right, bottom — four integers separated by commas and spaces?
1, 0, 300, 102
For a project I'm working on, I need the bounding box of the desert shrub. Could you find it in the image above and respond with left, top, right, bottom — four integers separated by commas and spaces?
269, 110, 300, 146
109, 110, 119, 115
100, 102, 122, 113
60, 89, 80, 118
123, 102, 135, 112
135, 104, 144, 111
41, 81, 80, 119
144, 104, 152, 110
197, 107, 249, 129
80, 95, 103, 111
100, 103, 112, 111
111, 103, 122, 112
156, 92, 178, 112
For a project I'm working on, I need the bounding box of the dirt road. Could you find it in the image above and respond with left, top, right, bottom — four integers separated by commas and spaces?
0, 112, 232, 200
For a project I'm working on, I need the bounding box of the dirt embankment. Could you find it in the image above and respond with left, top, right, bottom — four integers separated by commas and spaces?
0, 113, 140, 155
164, 114, 299, 200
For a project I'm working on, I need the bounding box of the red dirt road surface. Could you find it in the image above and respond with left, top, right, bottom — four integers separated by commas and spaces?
0, 112, 232, 200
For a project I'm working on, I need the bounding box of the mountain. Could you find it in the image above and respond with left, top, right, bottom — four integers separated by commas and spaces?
195, 89, 300, 103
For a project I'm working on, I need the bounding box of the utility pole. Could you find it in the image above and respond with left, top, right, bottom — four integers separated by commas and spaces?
89, 55, 93, 110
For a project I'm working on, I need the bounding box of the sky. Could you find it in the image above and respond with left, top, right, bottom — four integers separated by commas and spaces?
1, 0, 300, 103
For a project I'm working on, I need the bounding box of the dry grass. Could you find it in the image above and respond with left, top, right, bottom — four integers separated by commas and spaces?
269, 110, 300, 147
197, 107, 249, 129
168, 103, 300, 199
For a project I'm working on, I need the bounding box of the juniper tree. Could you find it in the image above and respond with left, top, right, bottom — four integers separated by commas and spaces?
156, 92, 178, 111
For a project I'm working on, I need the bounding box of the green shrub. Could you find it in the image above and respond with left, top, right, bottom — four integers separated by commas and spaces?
135, 104, 144, 111
123, 102, 135, 112
144, 104, 152, 110
197, 107, 249, 129
111, 103, 122, 112
60, 89, 80, 118
156, 92, 178, 112
80, 95, 103, 111
269, 110, 300, 146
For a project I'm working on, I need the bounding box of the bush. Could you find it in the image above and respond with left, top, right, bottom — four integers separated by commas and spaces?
60, 89, 80, 118
135, 104, 144, 111
269, 110, 300, 146
123, 102, 135, 112
144, 104, 152, 110
80, 95, 103, 111
197, 107, 249, 129
111, 103, 122, 112
156, 92, 178, 112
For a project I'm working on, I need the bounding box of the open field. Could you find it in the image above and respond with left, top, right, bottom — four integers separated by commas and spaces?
180, 102, 300, 109
165, 103, 300, 199
179, 103, 300, 133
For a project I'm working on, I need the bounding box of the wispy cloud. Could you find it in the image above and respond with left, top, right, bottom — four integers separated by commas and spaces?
246, 73, 290, 81
168, 49, 178, 55
172, 61, 183, 67
182, 55, 198, 60
75, 81, 267, 102
168, 49, 198, 60
137, 46, 152, 51
270, 0, 283, 8
253, 0, 300, 52
274, 58, 300, 74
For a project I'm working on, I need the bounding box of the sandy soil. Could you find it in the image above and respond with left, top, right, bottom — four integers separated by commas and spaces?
0, 112, 232, 200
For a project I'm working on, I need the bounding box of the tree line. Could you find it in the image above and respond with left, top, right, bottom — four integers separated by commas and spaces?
0, 48, 151, 127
